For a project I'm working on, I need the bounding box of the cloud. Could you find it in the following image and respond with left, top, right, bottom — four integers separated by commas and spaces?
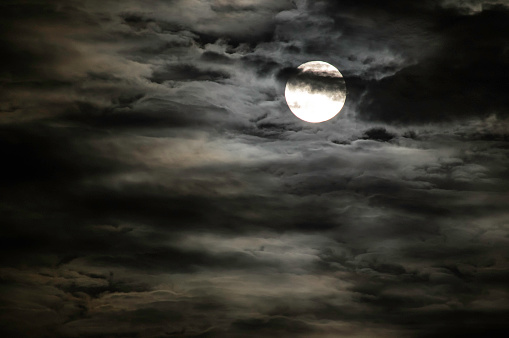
357, 4, 509, 123
1, 0, 509, 337
286, 69, 347, 103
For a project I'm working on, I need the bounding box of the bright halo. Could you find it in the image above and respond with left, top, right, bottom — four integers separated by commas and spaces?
284, 61, 346, 123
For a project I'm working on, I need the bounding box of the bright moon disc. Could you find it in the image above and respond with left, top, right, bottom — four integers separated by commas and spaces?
285, 61, 346, 123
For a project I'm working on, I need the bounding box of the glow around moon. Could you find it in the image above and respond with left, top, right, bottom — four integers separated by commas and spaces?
285, 61, 346, 123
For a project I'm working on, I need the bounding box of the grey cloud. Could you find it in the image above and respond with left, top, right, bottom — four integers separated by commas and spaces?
286, 69, 347, 102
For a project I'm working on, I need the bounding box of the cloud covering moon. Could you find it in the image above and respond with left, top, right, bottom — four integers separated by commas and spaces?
285, 61, 346, 123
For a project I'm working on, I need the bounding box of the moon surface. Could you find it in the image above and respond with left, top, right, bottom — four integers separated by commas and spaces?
285, 61, 346, 123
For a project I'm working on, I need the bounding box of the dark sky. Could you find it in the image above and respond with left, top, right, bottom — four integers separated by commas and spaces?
1, 0, 509, 337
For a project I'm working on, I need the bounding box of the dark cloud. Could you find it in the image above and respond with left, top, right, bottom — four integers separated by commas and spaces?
362, 127, 396, 142
356, 4, 509, 123
286, 69, 347, 100
150, 64, 230, 83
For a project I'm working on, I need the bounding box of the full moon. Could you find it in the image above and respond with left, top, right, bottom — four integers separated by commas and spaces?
285, 61, 346, 123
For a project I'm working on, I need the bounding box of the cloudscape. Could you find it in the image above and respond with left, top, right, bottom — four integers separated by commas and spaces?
1, 0, 509, 337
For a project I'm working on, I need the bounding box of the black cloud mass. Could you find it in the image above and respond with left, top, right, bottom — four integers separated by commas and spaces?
1, 0, 509, 337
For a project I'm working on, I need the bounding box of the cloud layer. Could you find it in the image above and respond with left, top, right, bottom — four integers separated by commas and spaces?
1, 0, 509, 337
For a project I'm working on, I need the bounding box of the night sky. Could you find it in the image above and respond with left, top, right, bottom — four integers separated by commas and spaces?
2, 1, 509, 337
